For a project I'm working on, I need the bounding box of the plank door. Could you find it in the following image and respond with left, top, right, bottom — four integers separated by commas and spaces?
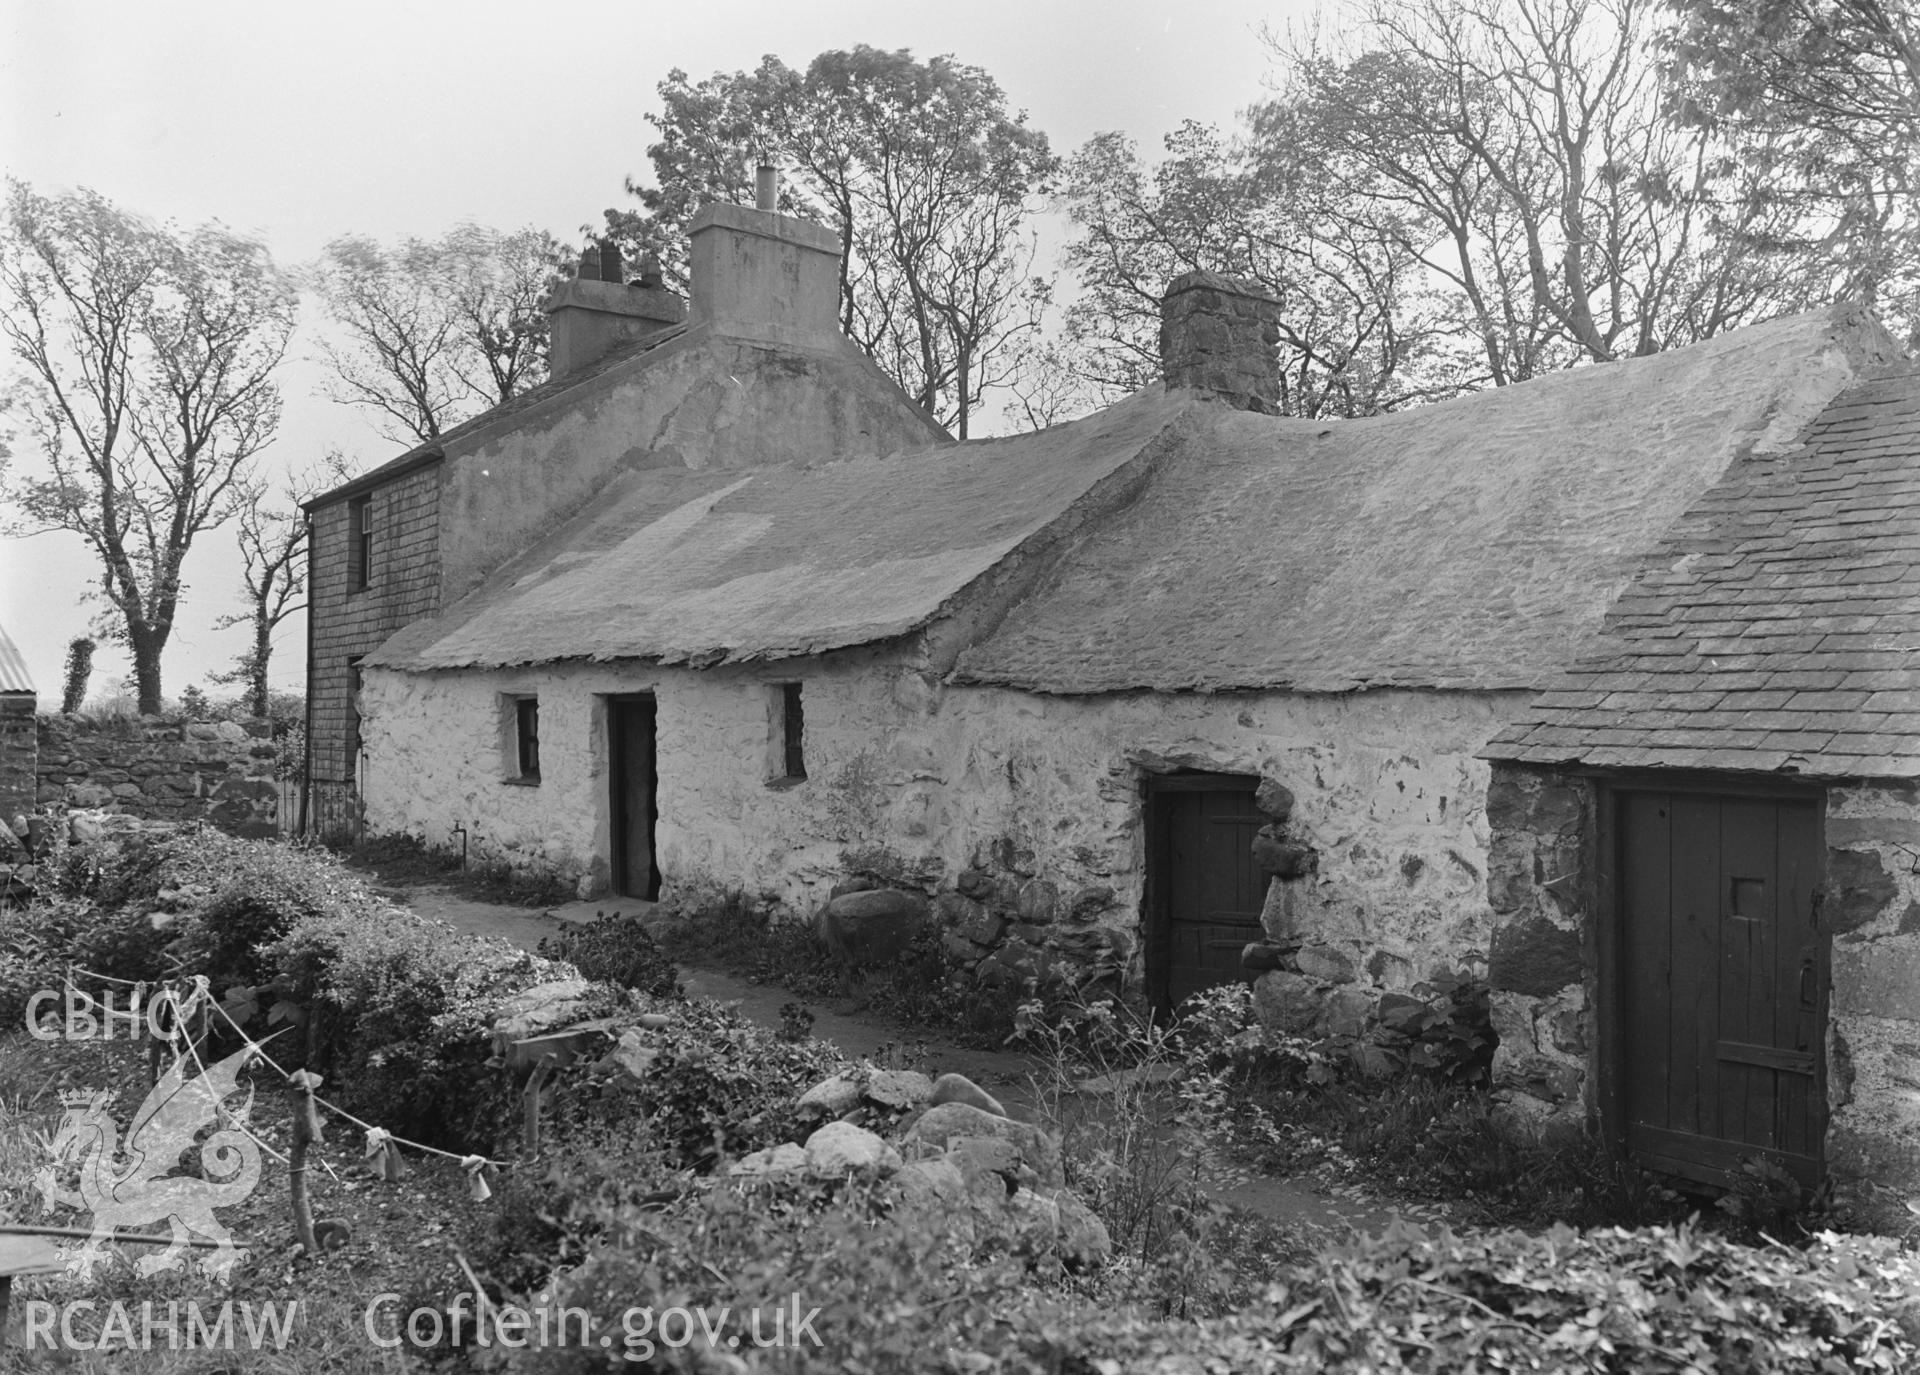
1147, 778, 1266, 1017
609, 696, 660, 900
1616, 788, 1823, 1188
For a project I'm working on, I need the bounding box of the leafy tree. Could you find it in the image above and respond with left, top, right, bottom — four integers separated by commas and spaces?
1659, 0, 1920, 330
310, 225, 567, 445
610, 46, 1058, 437
0, 182, 296, 715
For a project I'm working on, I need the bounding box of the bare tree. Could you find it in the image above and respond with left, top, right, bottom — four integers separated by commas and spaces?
0, 181, 296, 714
1057, 120, 1452, 416
1661, 0, 1920, 332
1268, 0, 1837, 380
213, 453, 350, 718
310, 225, 567, 445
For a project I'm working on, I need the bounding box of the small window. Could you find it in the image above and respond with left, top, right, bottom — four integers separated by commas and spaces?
514, 697, 540, 781
767, 682, 805, 783
349, 496, 373, 591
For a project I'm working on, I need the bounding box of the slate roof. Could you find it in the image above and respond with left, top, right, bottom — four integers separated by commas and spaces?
0, 622, 32, 694
956, 305, 1897, 694
1483, 367, 1920, 779
367, 389, 1189, 671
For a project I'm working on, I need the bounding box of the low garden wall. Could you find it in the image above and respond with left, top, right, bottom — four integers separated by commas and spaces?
32, 715, 284, 836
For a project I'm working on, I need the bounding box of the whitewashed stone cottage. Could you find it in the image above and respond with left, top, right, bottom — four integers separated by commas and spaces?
306, 189, 1916, 1196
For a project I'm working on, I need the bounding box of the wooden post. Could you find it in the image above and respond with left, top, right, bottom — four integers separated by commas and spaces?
287, 1072, 325, 1256
522, 1057, 555, 1159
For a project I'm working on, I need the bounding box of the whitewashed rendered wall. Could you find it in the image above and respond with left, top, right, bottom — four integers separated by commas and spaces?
359, 655, 1532, 988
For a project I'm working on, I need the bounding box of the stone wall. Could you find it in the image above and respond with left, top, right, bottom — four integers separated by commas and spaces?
1824, 782, 1920, 1209
0, 693, 34, 822
1480, 763, 1596, 1138
359, 653, 1528, 1005
34, 715, 283, 836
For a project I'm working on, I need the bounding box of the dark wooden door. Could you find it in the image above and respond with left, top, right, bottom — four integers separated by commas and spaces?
609, 697, 660, 900
1616, 789, 1823, 1187
1147, 778, 1266, 1017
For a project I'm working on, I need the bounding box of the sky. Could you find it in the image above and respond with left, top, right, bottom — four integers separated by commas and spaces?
0, 0, 1295, 706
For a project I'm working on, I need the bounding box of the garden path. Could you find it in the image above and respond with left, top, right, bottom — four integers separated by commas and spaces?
393, 882, 1456, 1244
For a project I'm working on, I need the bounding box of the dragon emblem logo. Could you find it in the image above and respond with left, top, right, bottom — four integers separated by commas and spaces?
33, 1044, 263, 1280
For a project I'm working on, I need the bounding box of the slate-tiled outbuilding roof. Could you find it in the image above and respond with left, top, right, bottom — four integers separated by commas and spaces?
0, 623, 34, 695
1484, 368, 1920, 779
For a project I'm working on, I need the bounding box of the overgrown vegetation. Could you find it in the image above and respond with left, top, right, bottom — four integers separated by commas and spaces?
4, 828, 1918, 1372
342, 828, 574, 909
538, 909, 682, 998
656, 888, 1058, 1046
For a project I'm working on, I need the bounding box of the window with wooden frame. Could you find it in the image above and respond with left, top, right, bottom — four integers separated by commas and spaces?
349, 495, 373, 591
766, 682, 806, 784
511, 696, 540, 782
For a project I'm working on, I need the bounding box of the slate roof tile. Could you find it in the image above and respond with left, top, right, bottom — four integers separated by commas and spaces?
1487, 365, 1920, 779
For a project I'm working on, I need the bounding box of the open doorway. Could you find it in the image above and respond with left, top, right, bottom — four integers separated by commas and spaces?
608, 695, 660, 900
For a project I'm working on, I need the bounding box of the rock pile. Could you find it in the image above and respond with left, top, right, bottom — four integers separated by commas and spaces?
734, 1066, 1111, 1270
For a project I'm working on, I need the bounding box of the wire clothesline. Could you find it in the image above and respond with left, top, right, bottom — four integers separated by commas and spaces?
60, 966, 512, 1173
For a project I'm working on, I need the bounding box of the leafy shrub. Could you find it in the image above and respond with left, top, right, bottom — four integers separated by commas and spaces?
654, 889, 841, 999
1025, 1221, 1920, 1373
546, 996, 847, 1170
493, 1170, 1043, 1374
1381, 968, 1496, 1083
261, 905, 577, 1149
1017, 991, 1266, 1315
537, 912, 682, 998
0, 898, 97, 1029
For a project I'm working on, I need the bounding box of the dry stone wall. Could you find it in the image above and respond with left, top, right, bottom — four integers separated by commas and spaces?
1824, 782, 1920, 1210
33, 715, 282, 836
0, 694, 34, 821
1477, 763, 1596, 1139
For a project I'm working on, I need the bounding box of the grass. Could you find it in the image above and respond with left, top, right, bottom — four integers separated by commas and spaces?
0, 1027, 510, 1370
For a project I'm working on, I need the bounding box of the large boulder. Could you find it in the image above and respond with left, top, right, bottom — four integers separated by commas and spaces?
820, 888, 933, 968
1252, 969, 1322, 1034
491, 979, 594, 1042
903, 1101, 1063, 1188
1009, 1186, 1113, 1269
729, 1142, 807, 1178
865, 1069, 934, 1110
796, 1072, 864, 1117
928, 1072, 1007, 1118
804, 1121, 901, 1179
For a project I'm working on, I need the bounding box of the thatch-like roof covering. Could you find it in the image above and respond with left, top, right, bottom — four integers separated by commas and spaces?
369, 303, 1899, 695
957, 304, 1897, 693
368, 389, 1188, 670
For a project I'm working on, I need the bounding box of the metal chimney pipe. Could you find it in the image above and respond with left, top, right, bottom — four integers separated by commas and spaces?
755, 160, 778, 212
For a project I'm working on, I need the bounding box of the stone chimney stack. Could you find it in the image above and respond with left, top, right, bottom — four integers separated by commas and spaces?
544, 236, 686, 378
1158, 271, 1283, 414
686, 198, 841, 350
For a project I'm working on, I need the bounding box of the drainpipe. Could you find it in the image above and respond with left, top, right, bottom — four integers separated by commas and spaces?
298, 512, 315, 838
